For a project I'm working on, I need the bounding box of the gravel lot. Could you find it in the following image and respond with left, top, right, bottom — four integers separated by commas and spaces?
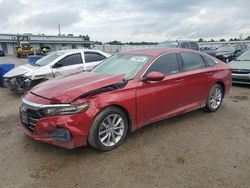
0, 56, 249, 188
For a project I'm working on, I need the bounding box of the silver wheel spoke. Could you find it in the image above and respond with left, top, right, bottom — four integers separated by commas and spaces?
107, 117, 112, 125
107, 134, 111, 146
113, 130, 122, 136
111, 132, 116, 143
112, 114, 118, 124
102, 122, 108, 128
100, 134, 109, 142
99, 129, 109, 136
113, 125, 124, 130
114, 118, 122, 126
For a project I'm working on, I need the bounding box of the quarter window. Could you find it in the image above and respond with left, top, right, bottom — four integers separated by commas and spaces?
85, 52, 106, 63
145, 53, 179, 76
203, 56, 216, 67
180, 53, 205, 71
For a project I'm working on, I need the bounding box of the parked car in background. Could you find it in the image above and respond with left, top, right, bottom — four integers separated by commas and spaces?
20, 48, 231, 151
4, 49, 110, 93
216, 43, 248, 63
228, 51, 250, 84
0, 49, 5, 56
200, 47, 216, 57
157, 40, 200, 51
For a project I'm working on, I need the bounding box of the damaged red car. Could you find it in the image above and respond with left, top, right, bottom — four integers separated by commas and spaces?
20, 49, 232, 151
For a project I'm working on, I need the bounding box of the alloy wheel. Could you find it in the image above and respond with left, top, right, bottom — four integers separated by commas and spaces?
209, 87, 222, 109
98, 114, 125, 147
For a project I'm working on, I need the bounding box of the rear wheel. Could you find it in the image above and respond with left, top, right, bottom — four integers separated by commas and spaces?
88, 107, 128, 151
204, 84, 224, 112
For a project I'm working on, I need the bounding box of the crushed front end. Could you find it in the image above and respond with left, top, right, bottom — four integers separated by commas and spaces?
4, 76, 32, 93
20, 93, 94, 149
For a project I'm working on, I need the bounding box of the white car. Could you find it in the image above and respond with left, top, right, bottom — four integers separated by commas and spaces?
4, 49, 111, 93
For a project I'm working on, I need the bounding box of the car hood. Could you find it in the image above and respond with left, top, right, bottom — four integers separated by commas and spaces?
228, 60, 250, 69
3, 64, 39, 77
30, 72, 125, 103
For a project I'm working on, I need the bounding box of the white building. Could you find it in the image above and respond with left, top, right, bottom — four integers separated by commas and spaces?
0, 33, 93, 55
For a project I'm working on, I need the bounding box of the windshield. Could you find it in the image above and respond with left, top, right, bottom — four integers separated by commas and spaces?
217, 44, 235, 52
157, 41, 178, 48
92, 54, 151, 80
35, 51, 66, 66
236, 51, 250, 61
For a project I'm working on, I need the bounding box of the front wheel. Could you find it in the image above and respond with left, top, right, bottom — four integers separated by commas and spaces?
204, 84, 224, 112
88, 107, 128, 151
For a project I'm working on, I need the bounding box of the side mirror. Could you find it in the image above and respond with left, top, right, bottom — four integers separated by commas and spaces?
142, 71, 165, 82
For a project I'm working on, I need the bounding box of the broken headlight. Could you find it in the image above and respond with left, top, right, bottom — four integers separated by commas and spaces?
42, 103, 89, 116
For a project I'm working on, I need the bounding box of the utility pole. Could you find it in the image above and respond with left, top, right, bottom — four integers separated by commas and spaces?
58, 23, 61, 36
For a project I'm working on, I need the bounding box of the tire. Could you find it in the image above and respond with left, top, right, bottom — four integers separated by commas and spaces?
204, 84, 224, 112
88, 107, 128, 151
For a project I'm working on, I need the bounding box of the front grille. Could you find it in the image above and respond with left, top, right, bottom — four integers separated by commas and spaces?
232, 69, 250, 74
21, 104, 43, 132
232, 78, 250, 83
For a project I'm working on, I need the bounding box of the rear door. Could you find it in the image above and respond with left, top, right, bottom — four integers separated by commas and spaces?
136, 53, 184, 127
176, 52, 214, 110
84, 51, 107, 71
52, 53, 84, 77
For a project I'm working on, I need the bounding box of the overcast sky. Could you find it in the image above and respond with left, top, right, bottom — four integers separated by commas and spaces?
0, 0, 249, 42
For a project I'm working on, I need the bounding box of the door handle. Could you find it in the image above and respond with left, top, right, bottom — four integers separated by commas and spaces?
173, 78, 184, 83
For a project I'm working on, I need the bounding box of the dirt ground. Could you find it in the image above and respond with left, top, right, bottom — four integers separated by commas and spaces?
0, 56, 249, 188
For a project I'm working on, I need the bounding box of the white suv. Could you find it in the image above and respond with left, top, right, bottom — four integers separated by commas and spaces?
4, 49, 111, 93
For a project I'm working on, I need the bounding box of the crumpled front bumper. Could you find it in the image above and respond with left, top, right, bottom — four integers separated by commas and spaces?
4, 76, 32, 93
20, 108, 94, 149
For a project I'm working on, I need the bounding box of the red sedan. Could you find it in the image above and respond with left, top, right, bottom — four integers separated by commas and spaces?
20, 49, 232, 151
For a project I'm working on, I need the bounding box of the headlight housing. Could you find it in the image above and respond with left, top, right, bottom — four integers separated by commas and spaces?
42, 103, 89, 116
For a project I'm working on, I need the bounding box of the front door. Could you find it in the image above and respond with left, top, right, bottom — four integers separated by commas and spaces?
52, 53, 84, 77
136, 53, 184, 127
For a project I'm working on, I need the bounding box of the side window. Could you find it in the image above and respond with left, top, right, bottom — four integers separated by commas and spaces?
85, 52, 106, 63
203, 56, 216, 67
179, 42, 189, 49
180, 53, 205, 71
189, 42, 199, 50
145, 53, 179, 76
56, 53, 82, 67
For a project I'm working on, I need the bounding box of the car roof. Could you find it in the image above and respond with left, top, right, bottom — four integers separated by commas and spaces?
119, 48, 200, 58
57, 49, 104, 54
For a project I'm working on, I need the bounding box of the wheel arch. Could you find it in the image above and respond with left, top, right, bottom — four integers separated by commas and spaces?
95, 104, 134, 134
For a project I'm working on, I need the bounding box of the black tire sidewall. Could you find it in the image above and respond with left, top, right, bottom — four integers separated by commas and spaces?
88, 107, 128, 151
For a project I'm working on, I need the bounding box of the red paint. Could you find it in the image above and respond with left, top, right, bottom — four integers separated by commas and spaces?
21, 49, 232, 149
